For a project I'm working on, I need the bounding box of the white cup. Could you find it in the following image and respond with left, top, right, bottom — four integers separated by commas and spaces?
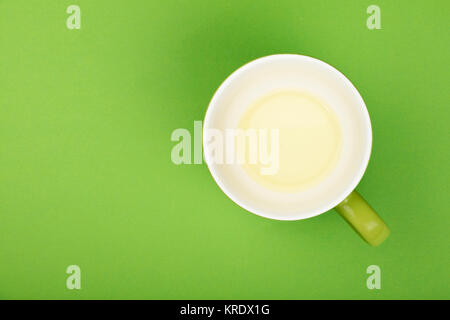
203, 54, 389, 246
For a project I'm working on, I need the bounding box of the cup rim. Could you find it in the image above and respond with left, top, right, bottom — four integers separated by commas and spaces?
203, 54, 372, 221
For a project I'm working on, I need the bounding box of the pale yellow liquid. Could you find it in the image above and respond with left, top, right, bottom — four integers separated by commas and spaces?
238, 90, 343, 192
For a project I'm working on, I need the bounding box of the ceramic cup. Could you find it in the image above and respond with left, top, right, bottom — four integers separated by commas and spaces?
203, 54, 389, 246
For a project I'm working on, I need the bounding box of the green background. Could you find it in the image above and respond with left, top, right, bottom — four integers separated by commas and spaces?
0, 0, 449, 299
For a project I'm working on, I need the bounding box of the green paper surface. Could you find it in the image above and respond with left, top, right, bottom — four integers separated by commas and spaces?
0, 0, 449, 299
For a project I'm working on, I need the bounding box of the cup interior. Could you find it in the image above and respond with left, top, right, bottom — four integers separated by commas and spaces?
203, 54, 372, 220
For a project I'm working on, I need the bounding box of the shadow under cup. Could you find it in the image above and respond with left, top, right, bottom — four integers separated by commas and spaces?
203, 54, 372, 221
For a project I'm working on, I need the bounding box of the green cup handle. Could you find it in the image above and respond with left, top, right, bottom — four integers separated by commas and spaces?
335, 191, 390, 247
